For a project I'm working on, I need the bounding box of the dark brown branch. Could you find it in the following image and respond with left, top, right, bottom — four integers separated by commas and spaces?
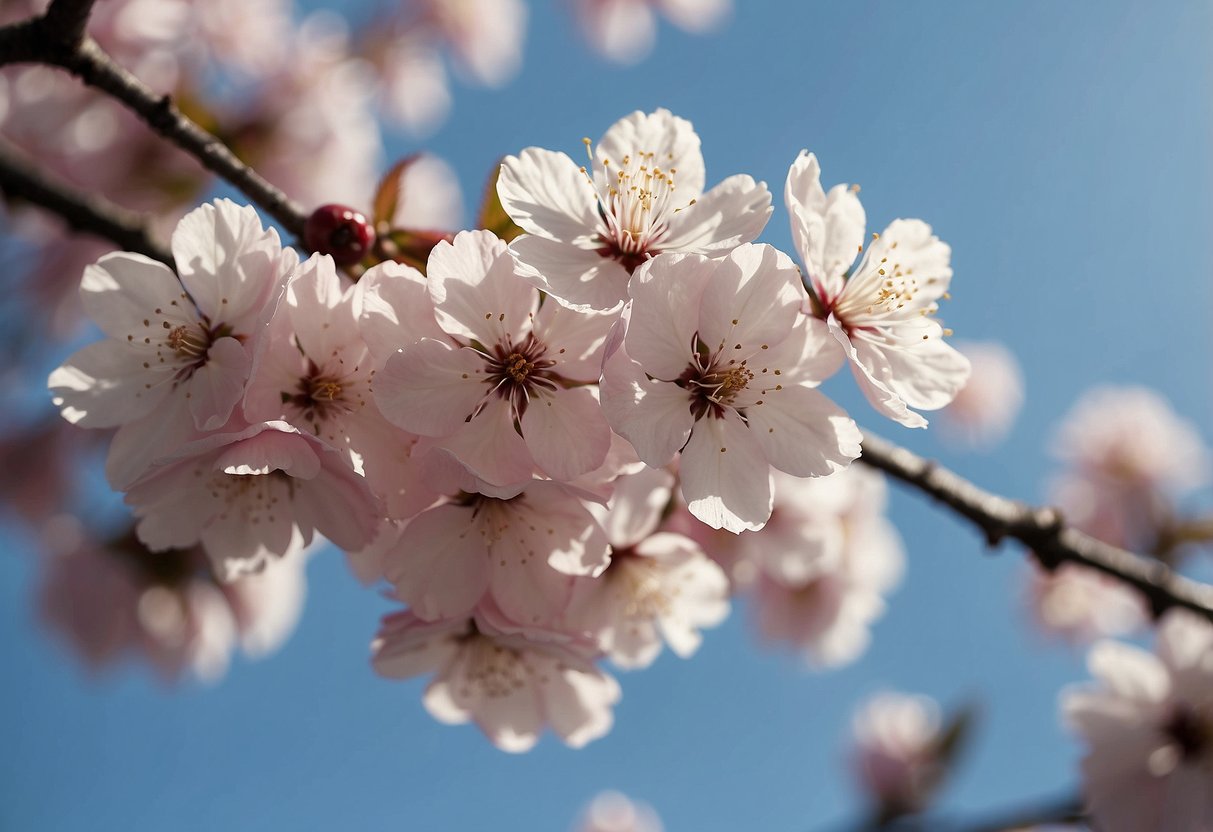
0, 8, 309, 239
859, 433, 1213, 623
957, 794, 1084, 832
0, 140, 172, 266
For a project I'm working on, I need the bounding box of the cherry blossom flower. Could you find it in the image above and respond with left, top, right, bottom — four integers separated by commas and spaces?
747, 468, 904, 668
1062, 609, 1213, 832
372, 603, 620, 752
124, 421, 380, 580
600, 244, 861, 532
48, 199, 297, 488
498, 108, 772, 310
388, 153, 464, 231
940, 340, 1024, 448
850, 691, 948, 819
382, 480, 610, 625
38, 517, 309, 682
565, 467, 730, 668
785, 151, 970, 428
372, 229, 615, 489
418, 0, 528, 88
1026, 562, 1147, 645
572, 0, 730, 65
574, 791, 665, 832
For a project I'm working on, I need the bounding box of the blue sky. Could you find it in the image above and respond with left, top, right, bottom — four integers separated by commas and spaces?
2, 1, 1210, 830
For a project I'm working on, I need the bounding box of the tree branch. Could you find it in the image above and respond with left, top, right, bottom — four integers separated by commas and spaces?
859, 433, 1213, 623
0, 7, 309, 239
0, 139, 172, 266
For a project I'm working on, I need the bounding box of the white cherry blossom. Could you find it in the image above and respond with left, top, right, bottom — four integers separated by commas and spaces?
499, 108, 772, 310
565, 467, 730, 668
372, 603, 620, 753
124, 420, 380, 580
574, 790, 665, 832
785, 151, 969, 428
48, 199, 296, 488
600, 244, 861, 532
850, 691, 949, 818
940, 340, 1024, 448
1063, 610, 1213, 832
573, 0, 729, 65
372, 229, 615, 489
1026, 562, 1147, 645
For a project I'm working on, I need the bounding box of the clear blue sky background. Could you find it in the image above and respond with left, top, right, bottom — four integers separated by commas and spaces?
2, 1, 1210, 830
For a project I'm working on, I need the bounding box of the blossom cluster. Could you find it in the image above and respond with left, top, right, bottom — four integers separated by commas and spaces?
48, 108, 971, 749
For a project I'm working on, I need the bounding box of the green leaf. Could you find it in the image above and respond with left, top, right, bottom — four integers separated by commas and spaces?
478, 159, 524, 243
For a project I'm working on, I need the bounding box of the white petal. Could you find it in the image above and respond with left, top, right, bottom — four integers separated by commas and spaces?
438, 395, 535, 488
49, 340, 163, 427
186, 336, 252, 431
600, 346, 694, 466
597, 108, 705, 197
696, 243, 803, 359
79, 252, 188, 342
510, 234, 628, 312
784, 151, 864, 303
575, 0, 656, 63
624, 253, 713, 380
661, 174, 772, 254
427, 229, 538, 346
374, 339, 488, 436
387, 504, 490, 619
745, 385, 861, 477
358, 260, 444, 362
521, 386, 611, 482
497, 148, 600, 242
679, 409, 772, 532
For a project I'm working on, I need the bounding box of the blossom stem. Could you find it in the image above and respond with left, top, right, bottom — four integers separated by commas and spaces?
0, 2, 309, 240
859, 432, 1213, 623
0, 139, 173, 266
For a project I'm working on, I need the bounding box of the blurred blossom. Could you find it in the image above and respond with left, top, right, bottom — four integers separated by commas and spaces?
940, 340, 1024, 449
419, 0, 527, 87
1026, 562, 1148, 645
746, 468, 904, 668
850, 691, 947, 819
574, 791, 664, 832
37, 517, 309, 683
1062, 609, 1213, 832
390, 154, 464, 231
187, 0, 293, 78
573, 0, 730, 64
378, 39, 451, 135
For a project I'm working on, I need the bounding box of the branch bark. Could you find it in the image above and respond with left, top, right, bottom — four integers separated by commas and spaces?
859, 433, 1213, 623
0, 140, 172, 266
0, 5, 309, 239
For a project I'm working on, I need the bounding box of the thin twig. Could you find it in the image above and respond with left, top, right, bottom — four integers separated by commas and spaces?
0, 5, 309, 239
0, 139, 172, 266
859, 433, 1213, 623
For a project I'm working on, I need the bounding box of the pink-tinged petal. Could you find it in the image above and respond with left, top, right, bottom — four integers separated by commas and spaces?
214, 429, 321, 479
358, 260, 444, 362
497, 148, 600, 242
784, 151, 864, 303
439, 395, 535, 488
511, 234, 628, 312
745, 385, 861, 478
171, 199, 284, 325
736, 314, 844, 390
624, 253, 713, 380
201, 509, 299, 580
661, 174, 772, 254
286, 254, 360, 362
79, 252, 189, 342
105, 395, 202, 489
829, 317, 927, 429
530, 301, 615, 382
186, 336, 252, 431
424, 644, 544, 751
128, 462, 217, 550
291, 464, 381, 552
427, 229, 538, 346
596, 109, 705, 198
658, 0, 731, 30
600, 347, 694, 466
869, 331, 971, 411
600, 466, 675, 549
371, 612, 463, 679
697, 243, 803, 358
865, 218, 953, 303
1086, 640, 1170, 703
49, 340, 163, 427
538, 654, 620, 748
522, 386, 611, 482
574, 0, 656, 64
518, 482, 612, 577
679, 410, 772, 532
386, 504, 491, 620
374, 339, 488, 436
489, 536, 577, 625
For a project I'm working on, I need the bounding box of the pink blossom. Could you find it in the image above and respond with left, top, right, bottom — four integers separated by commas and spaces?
574, 791, 664, 832
499, 108, 772, 310
419, 0, 528, 88
48, 199, 296, 488
850, 691, 947, 817
124, 421, 380, 580
565, 467, 730, 668
372, 604, 620, 752
600, 244, 861, 532
748, 468, 904, 667
1026, 562, 1147, 645
387, 153, 464, 231
38, 518, 309, 682
1063, 610, 1213, 832
785, 151, 970, 428
940, 340, 1024, 448
372, 229, 615, 489
382, 481, 610, 625
572, 0, 730, 65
